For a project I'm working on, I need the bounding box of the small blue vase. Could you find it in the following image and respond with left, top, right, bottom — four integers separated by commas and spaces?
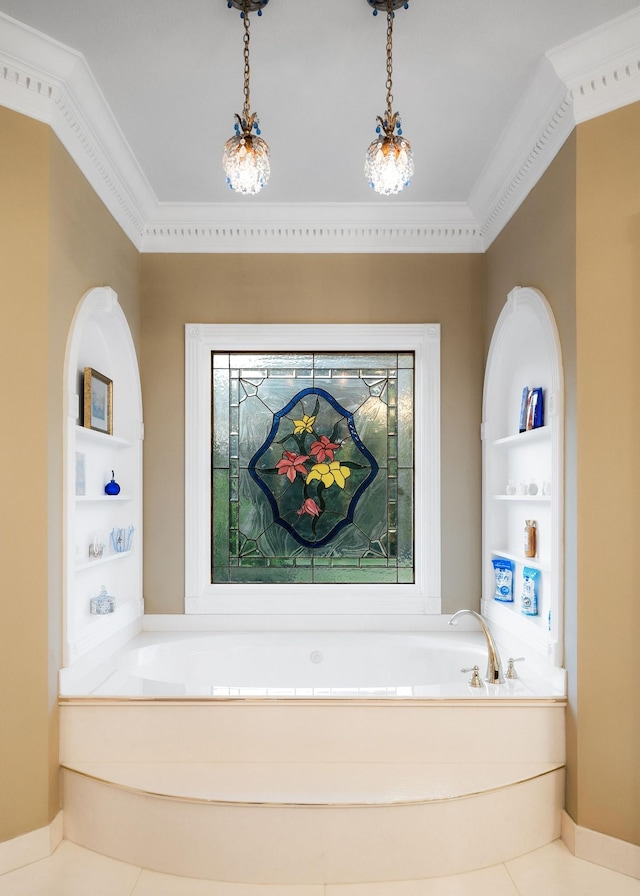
105, 471, 121, 496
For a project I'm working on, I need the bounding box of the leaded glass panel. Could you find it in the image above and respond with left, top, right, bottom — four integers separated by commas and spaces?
211, 351, 414, 585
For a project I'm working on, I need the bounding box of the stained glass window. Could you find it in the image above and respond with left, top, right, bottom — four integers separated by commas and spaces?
211, 352, 414, 585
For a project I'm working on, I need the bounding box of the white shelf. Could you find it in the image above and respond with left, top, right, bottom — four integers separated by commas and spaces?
75, 495, 133, 503
75, 425, 133, 449
75, 550, 134, 571
492, 494, 550, 502
490, 549, 549, 572
492, 426, 549, 448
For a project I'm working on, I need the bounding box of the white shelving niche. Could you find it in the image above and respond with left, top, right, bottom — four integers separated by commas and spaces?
62, 287, 143, 668
482, 287, 564, 667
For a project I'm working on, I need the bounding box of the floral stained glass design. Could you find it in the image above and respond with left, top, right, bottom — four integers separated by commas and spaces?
211, 352, 414, 585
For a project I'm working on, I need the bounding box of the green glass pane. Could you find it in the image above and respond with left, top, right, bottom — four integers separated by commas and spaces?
397, 468, 414, 567
213, 470, 229, 572
314, 567, 398, 584
313, 353, 397, 370
229, 567, 313, 584
398, 353, 414, 369
387, 379, 397, 408
238, 472, 272, 541
353, 473, 388, 545
398, 368, 414, 467
352, 398, 389, 471
254, 377, 302, 413
237, 395, 276, 466
398, 568, 414, 583
239, 556, 267, 567
230, 353, 313, 369
212, 370, 229, 468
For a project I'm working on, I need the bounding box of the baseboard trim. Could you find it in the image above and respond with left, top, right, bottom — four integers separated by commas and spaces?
0, 811, 63, 876
562, 810, 640, 880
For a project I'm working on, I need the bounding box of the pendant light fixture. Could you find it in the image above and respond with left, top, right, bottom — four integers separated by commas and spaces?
364, 0, 414, 196
222, 0, 270, 195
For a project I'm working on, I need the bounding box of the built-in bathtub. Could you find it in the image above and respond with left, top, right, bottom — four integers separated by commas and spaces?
59, 626, 566, 885
60, 629, 565, 698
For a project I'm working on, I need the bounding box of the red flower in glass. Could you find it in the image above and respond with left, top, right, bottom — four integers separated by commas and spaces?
275, 451, 310, 483
310, 435, 341, 463
297, 498, 321, 517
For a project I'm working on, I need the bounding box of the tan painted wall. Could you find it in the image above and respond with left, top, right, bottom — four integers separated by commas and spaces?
575, 101, 640, 845
0, 109, 52, 842
140, 253, 485, 614
485, 136, 578, 818
0, 107, 140, 844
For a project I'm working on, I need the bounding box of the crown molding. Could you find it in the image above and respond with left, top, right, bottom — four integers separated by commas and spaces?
1, 9, 640, 254
0, 12, 152, 246
141, 202, 483, 253
468, 58, 575, 249
547, 6, 640, 124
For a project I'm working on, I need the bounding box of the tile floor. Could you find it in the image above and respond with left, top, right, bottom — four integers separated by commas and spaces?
1, 839, 639, 896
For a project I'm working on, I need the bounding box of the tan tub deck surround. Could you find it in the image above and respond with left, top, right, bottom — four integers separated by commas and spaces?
60, 696, 566, 885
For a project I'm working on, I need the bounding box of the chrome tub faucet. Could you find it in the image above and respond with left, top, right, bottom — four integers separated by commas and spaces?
449, 609, 505, 684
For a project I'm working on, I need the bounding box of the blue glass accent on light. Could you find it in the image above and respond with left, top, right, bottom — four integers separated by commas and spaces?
397, 128, 402, 135
258, 9, 262, 15
373, 8, 378, 14
248, 388, 378, 549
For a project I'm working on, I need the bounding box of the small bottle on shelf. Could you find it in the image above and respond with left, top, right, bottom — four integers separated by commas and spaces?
524, 520, 537, 558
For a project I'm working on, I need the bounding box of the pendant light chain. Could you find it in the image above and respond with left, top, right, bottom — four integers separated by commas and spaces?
385, 1, 394, 124
242, 0, 251, 123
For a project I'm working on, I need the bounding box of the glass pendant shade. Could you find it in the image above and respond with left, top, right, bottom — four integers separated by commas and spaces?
365, 133, 414, 196
222, 132, 270, 195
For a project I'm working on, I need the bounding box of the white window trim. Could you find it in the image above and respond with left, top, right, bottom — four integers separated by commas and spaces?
185, 324, 440, 616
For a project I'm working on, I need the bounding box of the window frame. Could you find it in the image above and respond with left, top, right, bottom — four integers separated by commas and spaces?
185, 323, 440, 616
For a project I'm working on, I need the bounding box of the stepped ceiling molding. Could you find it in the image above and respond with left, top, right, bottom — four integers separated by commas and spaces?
1, 3, 639, 253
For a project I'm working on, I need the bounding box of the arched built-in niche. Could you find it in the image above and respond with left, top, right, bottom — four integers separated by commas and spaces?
482, 286, 564, 667
62, 287, 143, 669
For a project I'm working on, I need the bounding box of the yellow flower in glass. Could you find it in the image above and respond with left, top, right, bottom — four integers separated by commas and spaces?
306, 461, 351, 489
293, 414, 316, 434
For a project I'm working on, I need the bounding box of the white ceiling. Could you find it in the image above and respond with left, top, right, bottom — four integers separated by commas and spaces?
1, 1, 640, 251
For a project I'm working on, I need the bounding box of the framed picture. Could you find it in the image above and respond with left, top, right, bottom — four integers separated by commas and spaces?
83, 367, 113, 434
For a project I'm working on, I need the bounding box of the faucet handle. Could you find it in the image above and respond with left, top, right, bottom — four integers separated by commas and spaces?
461, 665, 484, 688
505, 657, 525, 679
